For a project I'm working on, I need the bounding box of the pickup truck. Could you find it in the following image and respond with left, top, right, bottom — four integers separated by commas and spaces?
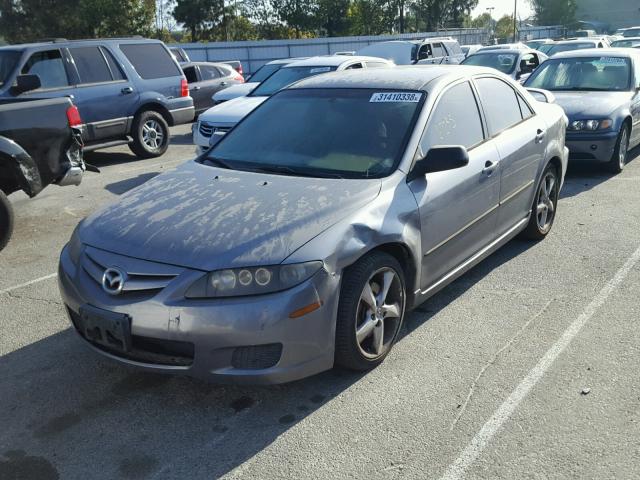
0, 95, 85, 251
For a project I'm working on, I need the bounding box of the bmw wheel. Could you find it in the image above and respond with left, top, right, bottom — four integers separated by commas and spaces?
520, 163, 559, 241
606, 124, 630, 174
335, 252, 406, 371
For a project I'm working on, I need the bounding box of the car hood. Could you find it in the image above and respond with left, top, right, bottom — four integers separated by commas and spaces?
79, 161, 382, 271
199, 95, 267, 125
552, 91, 633, 118
213, 82, 258, 101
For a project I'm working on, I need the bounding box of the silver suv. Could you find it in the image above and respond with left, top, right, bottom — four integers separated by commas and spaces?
357, 37, 465, 65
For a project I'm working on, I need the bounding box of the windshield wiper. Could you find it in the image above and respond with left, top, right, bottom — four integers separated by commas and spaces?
202, 157, 234, 170
248, 165, 345, 179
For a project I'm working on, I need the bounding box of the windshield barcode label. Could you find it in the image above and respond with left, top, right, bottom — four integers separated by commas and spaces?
370, 92, 421, 103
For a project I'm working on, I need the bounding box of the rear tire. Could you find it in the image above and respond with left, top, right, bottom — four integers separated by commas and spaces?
0, 190, 14, 252
520, 163, 559, 241
335, 252, 406, 371
129, 110, 170, 159
606, 124, 629, 174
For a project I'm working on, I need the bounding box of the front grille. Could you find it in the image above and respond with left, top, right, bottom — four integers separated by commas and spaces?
199, 122, 231, 138
81, 249, 178, 296
68, 307, 194, 367
231, 343, 282, 370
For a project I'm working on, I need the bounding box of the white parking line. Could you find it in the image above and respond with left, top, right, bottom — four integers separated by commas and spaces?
440, 243, 640, 480
0, 273, 57, 296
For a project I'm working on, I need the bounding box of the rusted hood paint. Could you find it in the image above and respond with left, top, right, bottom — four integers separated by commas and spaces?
80, 161, 382, 271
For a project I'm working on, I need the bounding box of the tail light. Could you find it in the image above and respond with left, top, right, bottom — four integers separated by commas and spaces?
180, 78, 189, 97
236, 63, 243, 76
234, 73, 244, 83
66, 105, 82, 127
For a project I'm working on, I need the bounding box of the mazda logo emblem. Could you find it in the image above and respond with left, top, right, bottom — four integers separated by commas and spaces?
102, 267, 126, 295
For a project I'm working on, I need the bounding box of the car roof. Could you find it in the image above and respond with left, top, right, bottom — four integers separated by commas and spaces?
553, 39, 599, 44
267, 57, 308, 65
183, 61, 232, 68
288, 65, 496, 91
283, 55, 392, 68
549, 47, 638, 59
0, 37, 163, 50
470, 48, 536, 55
612, 37, 640, 41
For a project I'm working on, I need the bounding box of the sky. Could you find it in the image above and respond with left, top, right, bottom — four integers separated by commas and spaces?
472, 0, 533, 21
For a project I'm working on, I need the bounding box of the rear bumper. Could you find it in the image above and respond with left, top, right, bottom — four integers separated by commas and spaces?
168, 96, 195, 125
566, 131, 618, 163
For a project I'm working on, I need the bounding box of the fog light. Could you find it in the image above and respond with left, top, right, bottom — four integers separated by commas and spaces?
591, 145, 598, 150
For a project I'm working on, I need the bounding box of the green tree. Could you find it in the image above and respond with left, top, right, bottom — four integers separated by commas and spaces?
348, 0, 393, 35
464, 11, 491, 29
271, 0, 320, 38
317, 0, 352, 36
529, 0, 576, 26
173, 0, 225, 41
494, 14, 514, 40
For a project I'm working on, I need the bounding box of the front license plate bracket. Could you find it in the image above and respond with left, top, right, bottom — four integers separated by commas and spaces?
79, 305, 132, 352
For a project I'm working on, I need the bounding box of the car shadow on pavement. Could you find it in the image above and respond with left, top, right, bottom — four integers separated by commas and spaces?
84, 150, 140, 168
105, 173, 160, 195
560, 144, 639, 199
170, 132, 195, 146
0, 239, 535, 479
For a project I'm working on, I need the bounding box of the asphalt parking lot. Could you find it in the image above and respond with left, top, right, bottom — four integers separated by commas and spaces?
1, 124, 639, 480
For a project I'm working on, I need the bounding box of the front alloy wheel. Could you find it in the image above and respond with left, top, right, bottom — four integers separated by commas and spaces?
335, 252, 406, 371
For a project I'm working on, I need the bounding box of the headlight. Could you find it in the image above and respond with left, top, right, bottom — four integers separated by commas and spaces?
67, 224, 84, 265
185, 261, 324, 298
567, 119, 613, 131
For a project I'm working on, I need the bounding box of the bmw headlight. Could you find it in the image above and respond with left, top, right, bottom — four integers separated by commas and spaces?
185, 261, 324, 298
67, 224, 84, 265
568, 119, 612, 131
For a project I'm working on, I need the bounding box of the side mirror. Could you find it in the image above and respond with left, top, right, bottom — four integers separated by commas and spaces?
14, 74, 41, 94
408, 145, 469, 181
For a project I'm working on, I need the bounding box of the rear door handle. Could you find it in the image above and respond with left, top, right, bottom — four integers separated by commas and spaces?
121, 86, 134, 94
482, 160, 499, 176
535, 129, 545, 143
191, 86, 201, 91
220, 81, 228, 86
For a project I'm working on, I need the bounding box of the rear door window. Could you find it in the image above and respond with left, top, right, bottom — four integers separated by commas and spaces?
345, 62, 363, 69
200, 65, 221, 80
119, 43, 181, 79
69, 46, 113, 84
101, 47, 125, 81
475, 77, 523, 135
21, 50, 69, 89
420, 81, 484, 153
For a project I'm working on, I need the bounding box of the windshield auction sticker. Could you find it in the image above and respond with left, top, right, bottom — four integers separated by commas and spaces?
370, 92, 422, 103
599, 57, 626, 65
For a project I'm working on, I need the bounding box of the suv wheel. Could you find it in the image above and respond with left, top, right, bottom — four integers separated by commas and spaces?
335, 252, 406, 371
0, 190, 14, 252
129, 110, 169, 159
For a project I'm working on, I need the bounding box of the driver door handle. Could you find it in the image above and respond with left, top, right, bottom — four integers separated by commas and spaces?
482, 160, 499, 176
535, 129, 545, 143
121, 86, 134, 94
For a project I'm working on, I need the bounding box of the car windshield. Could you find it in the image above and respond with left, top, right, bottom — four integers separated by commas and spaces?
525, 56, 631, 91
0, 50, 21, 86
249, 66, 337, 97
538, 44, 555, 54
462, 53, 518, 74
623, 28, 640, 37
248, 63, 283, 83
204, 89, 424, 179
546, 42, 595, 55
611, 39, 640, 48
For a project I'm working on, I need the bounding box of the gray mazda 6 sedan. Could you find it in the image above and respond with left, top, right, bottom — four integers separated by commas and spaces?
58, 66, 568, 384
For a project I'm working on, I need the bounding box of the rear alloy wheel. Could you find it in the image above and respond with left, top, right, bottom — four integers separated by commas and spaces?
129, 110, 170, 159
335, 252, 406, 371
606, 124, 630, 174
0, 190, 14, 252
520, 163, 559, 240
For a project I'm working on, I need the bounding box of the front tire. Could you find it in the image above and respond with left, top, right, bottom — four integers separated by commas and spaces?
0, 190, 14, 252
335, 252, 406, 371
606, 124, 630, 174
129, 110, 170, 159
520, 163, 559, 241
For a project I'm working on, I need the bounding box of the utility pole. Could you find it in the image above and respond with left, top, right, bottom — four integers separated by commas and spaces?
513, 0, 517, 43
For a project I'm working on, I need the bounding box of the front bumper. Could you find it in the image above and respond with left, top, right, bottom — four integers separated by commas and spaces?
566, 130, 618, 163
58, 245, 338, 384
